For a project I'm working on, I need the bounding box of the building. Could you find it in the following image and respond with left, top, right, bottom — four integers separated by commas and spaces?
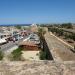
30, 24, 38, 33
19, 41, 38, 50
19, 33, 40, 50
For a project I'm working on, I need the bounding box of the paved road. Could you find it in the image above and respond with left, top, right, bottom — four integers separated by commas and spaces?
0, 34, 30, 53
0, 41, 18, 52
0, 37, 27, 53
44, 32, 75, 61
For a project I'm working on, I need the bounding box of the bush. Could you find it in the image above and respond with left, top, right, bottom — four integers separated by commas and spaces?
15, 25, 21, 29
61, 23, 73, 29
0, 51, 4, 60
11, 48, 22, 61
71, 34, 75, 41
39, 50, 46, 60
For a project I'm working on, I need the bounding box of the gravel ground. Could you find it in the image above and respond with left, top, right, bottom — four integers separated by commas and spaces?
22, 51, 40, 60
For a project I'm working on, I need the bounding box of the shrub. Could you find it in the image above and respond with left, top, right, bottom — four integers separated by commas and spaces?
15, 25, 21, 29
71, 34, 75, 41
61, 23, 73, 29
39, 50, 46, 60
0, 51, 4, 60
11, 48, 22, 61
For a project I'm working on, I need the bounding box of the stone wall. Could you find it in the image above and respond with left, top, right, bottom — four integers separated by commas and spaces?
0, 61, 75, 75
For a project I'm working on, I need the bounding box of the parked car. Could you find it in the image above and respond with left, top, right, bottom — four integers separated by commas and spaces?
0, 38, 7, 44
7, 37, 13, 41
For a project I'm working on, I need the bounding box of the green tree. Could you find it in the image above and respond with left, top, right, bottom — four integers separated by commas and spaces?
61, 23, 73, 29
71, 33, 75, 41
58, 29, 64, 36
15, 25, 21, 29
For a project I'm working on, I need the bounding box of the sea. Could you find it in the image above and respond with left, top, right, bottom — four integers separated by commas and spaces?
0, 24, 31, 26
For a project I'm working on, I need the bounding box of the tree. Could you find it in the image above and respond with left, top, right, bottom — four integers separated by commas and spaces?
38, 27, 46, 48
61, 23, 73, 29
71, 33, 75, 41
15, 25, 21, 29
38, 27, 46, 37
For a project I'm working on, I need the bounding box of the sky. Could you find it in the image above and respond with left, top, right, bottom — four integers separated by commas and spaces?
0, 0, 75, 24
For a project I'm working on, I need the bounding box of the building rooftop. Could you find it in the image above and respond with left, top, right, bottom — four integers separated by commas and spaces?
19, 41, 37, 47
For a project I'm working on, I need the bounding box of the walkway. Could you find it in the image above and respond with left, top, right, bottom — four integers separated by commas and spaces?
44, 32, 75, 61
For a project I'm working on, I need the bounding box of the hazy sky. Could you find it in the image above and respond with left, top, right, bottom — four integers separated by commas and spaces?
0, 0, 75, 24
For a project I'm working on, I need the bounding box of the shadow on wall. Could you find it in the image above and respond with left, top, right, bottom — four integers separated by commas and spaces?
43, 37, 53, 60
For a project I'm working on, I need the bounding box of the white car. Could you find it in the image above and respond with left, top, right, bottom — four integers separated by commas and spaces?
0, 38, 7, 44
